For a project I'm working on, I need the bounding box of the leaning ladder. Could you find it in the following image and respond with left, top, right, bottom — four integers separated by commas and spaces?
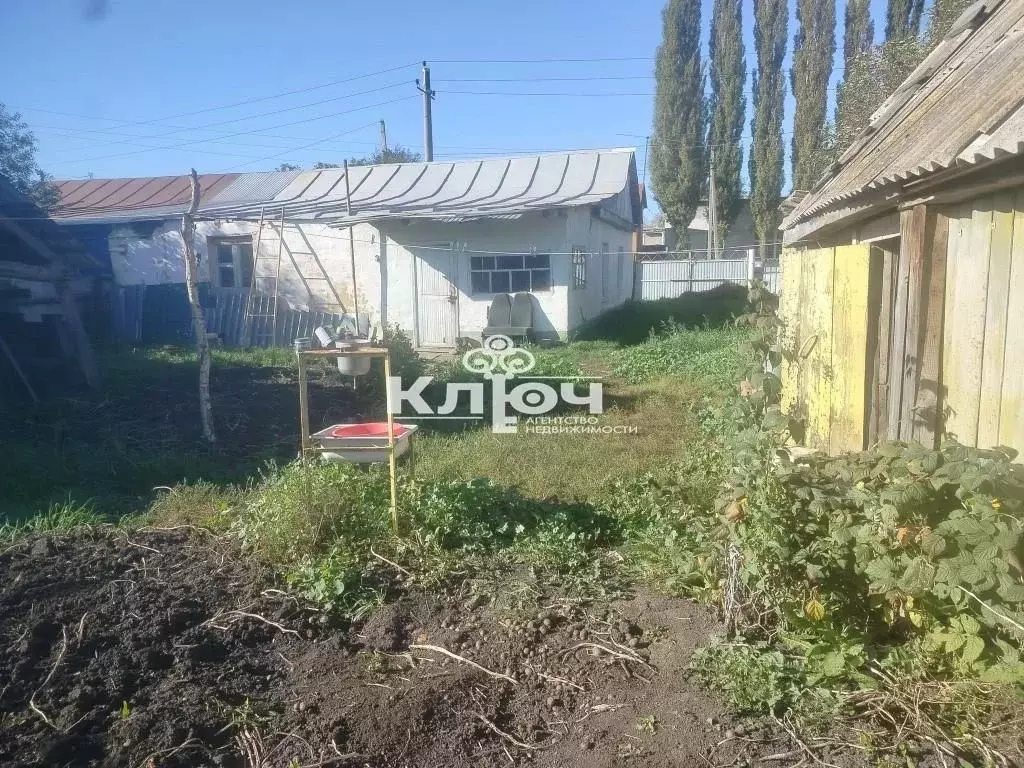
242, 206, 349, 347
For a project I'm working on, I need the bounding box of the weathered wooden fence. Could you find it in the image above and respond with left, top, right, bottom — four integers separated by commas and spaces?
633, 257, 780, 300
113, 284, 353, 347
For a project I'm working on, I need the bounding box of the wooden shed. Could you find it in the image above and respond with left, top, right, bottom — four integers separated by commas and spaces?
0, 179, 99, 402
778, 0, 1024, 456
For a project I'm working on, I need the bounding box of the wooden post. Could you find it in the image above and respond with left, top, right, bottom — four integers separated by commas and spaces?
181, 169, 216, 444
57, 277, 100, 390
914, 210, 949, 447
297, 349, 311, 459
383, 350, 398, 533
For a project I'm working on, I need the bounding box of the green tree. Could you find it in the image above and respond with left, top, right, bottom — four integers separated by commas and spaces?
886, 0, 925, 40
708, 0, 746, 248
346, 146, 421, 167
836, 0, 968, 154
749, 0, 787, 249
791, 0, 836, 191
651, 0, 706, 238
843, 0, 874, 63
276, 163, 301, 172
0, 103, 59, 212
834, 0, 874, 155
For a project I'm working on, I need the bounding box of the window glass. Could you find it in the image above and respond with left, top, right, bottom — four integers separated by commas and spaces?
531, 269, 551, 291
525, 253, 549, 269
510, 270, 531, 292
491, 271, 511, 293
219, 266, 235, 288
217, 244, 234, 264
470, 271, 490, 294
496, 255, 523, 270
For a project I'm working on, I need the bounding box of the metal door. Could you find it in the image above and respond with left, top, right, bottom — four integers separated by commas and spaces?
415, 249, 458, 347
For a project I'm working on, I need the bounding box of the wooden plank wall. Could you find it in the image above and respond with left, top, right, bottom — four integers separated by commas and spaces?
780, 244, 872, 453
943, 188, 1024, 453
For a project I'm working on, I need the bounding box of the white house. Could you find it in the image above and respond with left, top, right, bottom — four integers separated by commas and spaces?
54, 149, 643, 348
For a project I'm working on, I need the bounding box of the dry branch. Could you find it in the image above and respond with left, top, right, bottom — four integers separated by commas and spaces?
409, 644, 517, 684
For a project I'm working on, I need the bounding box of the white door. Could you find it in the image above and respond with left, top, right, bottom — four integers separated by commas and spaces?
416, 249, 458, 347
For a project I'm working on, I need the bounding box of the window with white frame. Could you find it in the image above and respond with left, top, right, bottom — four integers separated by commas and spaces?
571, 247, 587, 289
470, 253, 551, 294
209, 237, 254, 290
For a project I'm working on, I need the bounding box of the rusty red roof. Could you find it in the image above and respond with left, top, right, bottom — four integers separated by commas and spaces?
54, 174, 239, 221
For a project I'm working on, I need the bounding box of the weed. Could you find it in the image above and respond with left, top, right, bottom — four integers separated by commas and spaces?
691, 641, 802, 714
0, 501, 104, 542
635, 714, 659, 734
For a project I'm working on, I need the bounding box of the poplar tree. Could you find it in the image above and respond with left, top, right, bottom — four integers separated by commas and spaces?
791, 0, 836, 191
708, 0, 746, 248
844, 0, 875, 63
886, 0, 925, 40
749, 0, 787, 249
651, 0, 706, 238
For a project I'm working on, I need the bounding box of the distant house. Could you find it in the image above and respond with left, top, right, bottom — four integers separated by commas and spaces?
778, 0, 1024, 456
0, 178, 100, 401
54, 149, 643, 348
641, 199, 772, 258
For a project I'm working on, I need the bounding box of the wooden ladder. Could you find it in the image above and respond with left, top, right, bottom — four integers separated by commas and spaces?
242, 206, 349, 346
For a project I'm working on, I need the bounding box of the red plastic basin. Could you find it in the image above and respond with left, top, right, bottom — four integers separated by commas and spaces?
327, 422, 412, 439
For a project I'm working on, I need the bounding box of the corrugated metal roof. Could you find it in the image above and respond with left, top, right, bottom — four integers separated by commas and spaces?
53, 173, 240, 223
782, 0, 1024, 234
51, 150, 639, 227
203, 149, 637, 223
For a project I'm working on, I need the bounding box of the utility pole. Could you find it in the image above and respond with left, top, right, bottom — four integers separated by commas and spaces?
708, 146, 720, 259
416, 61, 435, 161
379, 119, 388, 152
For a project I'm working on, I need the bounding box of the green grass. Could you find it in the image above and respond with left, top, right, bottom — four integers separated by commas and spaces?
0, 501, 106, 543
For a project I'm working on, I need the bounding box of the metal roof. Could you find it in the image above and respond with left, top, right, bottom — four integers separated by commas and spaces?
53, 173, 240, 223
782, 0, 1024, 234
53, 149, 639, 227
205, 149, 639, 224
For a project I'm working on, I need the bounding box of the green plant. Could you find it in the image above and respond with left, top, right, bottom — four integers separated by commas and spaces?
0, 501, 104, 542
691, 641, 802, 714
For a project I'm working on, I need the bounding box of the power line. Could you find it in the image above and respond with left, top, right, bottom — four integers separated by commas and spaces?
439, 89, 656, 97
440, 75, 653, 82
61, 95, 418, 166
16, 62, 419, 130
430, 56, 655, 64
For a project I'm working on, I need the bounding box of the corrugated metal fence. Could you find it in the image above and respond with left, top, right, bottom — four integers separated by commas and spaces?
113, 284, 351, 347
633, 258, 780, 300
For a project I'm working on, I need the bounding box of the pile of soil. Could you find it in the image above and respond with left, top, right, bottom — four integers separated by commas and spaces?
0, 530, 801, 768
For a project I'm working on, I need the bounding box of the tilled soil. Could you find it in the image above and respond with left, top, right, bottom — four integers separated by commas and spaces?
0, 530, 799, 768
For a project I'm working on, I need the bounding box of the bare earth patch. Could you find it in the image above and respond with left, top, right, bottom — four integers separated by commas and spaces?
0, 530, 849, 767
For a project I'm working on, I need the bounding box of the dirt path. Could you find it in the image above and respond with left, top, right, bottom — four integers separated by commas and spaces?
0, 531, 810, 768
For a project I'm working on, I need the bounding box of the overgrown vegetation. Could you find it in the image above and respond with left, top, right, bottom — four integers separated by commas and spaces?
7, 286, 1021, 763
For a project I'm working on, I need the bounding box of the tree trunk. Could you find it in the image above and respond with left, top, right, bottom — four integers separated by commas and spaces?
181, 169, 216, 444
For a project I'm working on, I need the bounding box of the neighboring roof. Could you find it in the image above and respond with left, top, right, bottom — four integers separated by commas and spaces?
53, 149, 641, 227
53, 173, 244, 223
782, 0, 1024, 236
0, 177, 94, 271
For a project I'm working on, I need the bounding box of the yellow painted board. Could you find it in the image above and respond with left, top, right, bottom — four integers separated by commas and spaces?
830, 245, 872, 454
945, 201, 993, 446
779, 248, 803, 418
998, 189, 1024, 454
977, 193, 1016, 448
805, 247, 836, 451
942, 206, 966, 443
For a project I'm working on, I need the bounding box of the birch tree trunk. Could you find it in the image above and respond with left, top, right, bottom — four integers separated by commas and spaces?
181, 169, 216, 443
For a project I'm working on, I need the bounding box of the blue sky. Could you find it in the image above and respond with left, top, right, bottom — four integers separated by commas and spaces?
4, 0, 890, 205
